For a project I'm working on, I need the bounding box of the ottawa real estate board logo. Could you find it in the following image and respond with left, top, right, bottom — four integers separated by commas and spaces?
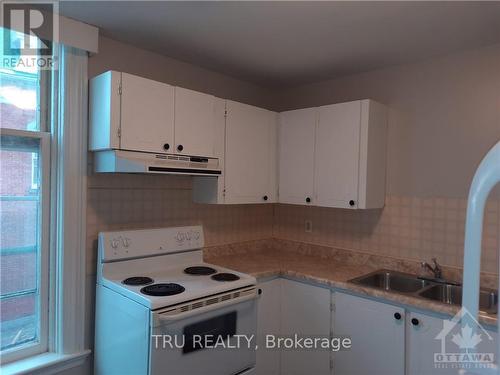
2, 1, 59, 69
434, 307, 495, 370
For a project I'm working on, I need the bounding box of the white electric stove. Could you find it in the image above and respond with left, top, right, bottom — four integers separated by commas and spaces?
94, 226, 258, 375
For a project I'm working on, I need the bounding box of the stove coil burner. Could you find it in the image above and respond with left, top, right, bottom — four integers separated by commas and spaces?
140, 283, 185, 296
211, 273, 240, 282
122, 276, 154, 286
184, 266, 217, 275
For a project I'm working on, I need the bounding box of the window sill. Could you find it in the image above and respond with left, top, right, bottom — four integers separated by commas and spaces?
1, 350, 91, 375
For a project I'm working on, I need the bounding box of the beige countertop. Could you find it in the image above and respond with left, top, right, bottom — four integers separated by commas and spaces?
206, 249, 498, 327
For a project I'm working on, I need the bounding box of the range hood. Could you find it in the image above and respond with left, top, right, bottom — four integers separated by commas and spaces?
93, 150, 222, 176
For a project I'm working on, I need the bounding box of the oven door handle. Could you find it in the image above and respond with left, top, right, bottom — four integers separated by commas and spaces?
153, 287, 259, 324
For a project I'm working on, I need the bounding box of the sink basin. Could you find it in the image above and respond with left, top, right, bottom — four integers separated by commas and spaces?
419, 284, 462, 304
351, 270, 430, 293
418, 284, 498, 314
350, 269, 498, 315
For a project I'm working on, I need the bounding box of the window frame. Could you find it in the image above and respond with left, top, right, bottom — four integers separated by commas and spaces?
0, 29, 53, 364
0, 128, 51, 363
1, 25, 94, 373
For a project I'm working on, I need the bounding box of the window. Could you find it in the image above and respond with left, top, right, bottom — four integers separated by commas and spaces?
0, 29, 52, 362
1, 19, 93, 372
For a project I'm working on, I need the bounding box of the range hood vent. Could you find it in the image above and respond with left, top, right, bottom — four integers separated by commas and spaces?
94, 150, 221, 176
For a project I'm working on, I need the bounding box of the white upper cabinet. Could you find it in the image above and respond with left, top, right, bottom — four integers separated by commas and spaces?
120, 73, 175, 154
90, 71, 223, 158
174, 87, 219, 157
89, 71, 175, 154
278, 99, 387, 209
89, 71, 121, 151
315, 101, 361, 209
193, 100, 278, 204
315, 99, 387, 209
278, 108, 316, 205
90, 71, 386, 208
224, 100, 277, 204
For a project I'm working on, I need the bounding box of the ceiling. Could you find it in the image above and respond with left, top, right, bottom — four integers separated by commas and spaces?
60, 1, 500, 88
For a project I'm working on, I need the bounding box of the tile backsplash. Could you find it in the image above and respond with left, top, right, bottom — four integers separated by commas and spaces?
86, 173, 499, 275
273, 196, 500, 274
86, 174, 273, 275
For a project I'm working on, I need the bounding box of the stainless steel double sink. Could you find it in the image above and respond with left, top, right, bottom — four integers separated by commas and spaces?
349, 269, 498, 315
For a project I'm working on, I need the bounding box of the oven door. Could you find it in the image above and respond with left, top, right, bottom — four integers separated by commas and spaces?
150, 287, 258, 375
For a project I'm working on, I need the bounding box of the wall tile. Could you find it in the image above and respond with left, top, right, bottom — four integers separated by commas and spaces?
273, 196, 500, 274
85, 172, 498, 276
86, 174, 273, 275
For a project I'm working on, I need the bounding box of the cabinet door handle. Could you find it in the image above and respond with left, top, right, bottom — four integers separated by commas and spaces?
349, 200, 355, 207
411, 318, 420, 326
163, 143, 170, 151
394, 312, 402, 320
177, 145, 184, 152
263, 195, 268, 201
306, 197, 311, 203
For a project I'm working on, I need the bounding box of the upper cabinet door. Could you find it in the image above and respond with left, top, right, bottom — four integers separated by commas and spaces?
89, 71, 121, 151
314, 101, 361, 209
224, 101, 277, 204
120, 73, 174, 154
278, 108, 316, 205
174, 87, 219, 157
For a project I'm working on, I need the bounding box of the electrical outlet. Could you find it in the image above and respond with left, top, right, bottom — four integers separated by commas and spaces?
305, 220, 313, 233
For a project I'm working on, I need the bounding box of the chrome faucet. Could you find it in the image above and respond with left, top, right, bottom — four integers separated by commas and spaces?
421, 258, 443, 279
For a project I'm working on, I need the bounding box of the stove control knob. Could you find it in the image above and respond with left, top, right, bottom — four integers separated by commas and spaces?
186, 231, 192, 240
122, 237, 131, 248
111, 238, 119, 249
176, 232, 185, 242
193, 231, 200, 240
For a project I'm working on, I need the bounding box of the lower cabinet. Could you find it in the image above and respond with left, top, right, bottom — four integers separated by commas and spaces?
280, 279, 332, 375
256, 281, 498, 375
256, 279, 281, 375
407, 311, 455, 375
333, 292, 405, 375
407, 311, 497, 375
256, 278, 332, 375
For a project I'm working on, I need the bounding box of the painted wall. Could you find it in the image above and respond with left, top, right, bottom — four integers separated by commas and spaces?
273, 43, 500, 198
88, 35, 277, 110
273, 43, 500, 273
